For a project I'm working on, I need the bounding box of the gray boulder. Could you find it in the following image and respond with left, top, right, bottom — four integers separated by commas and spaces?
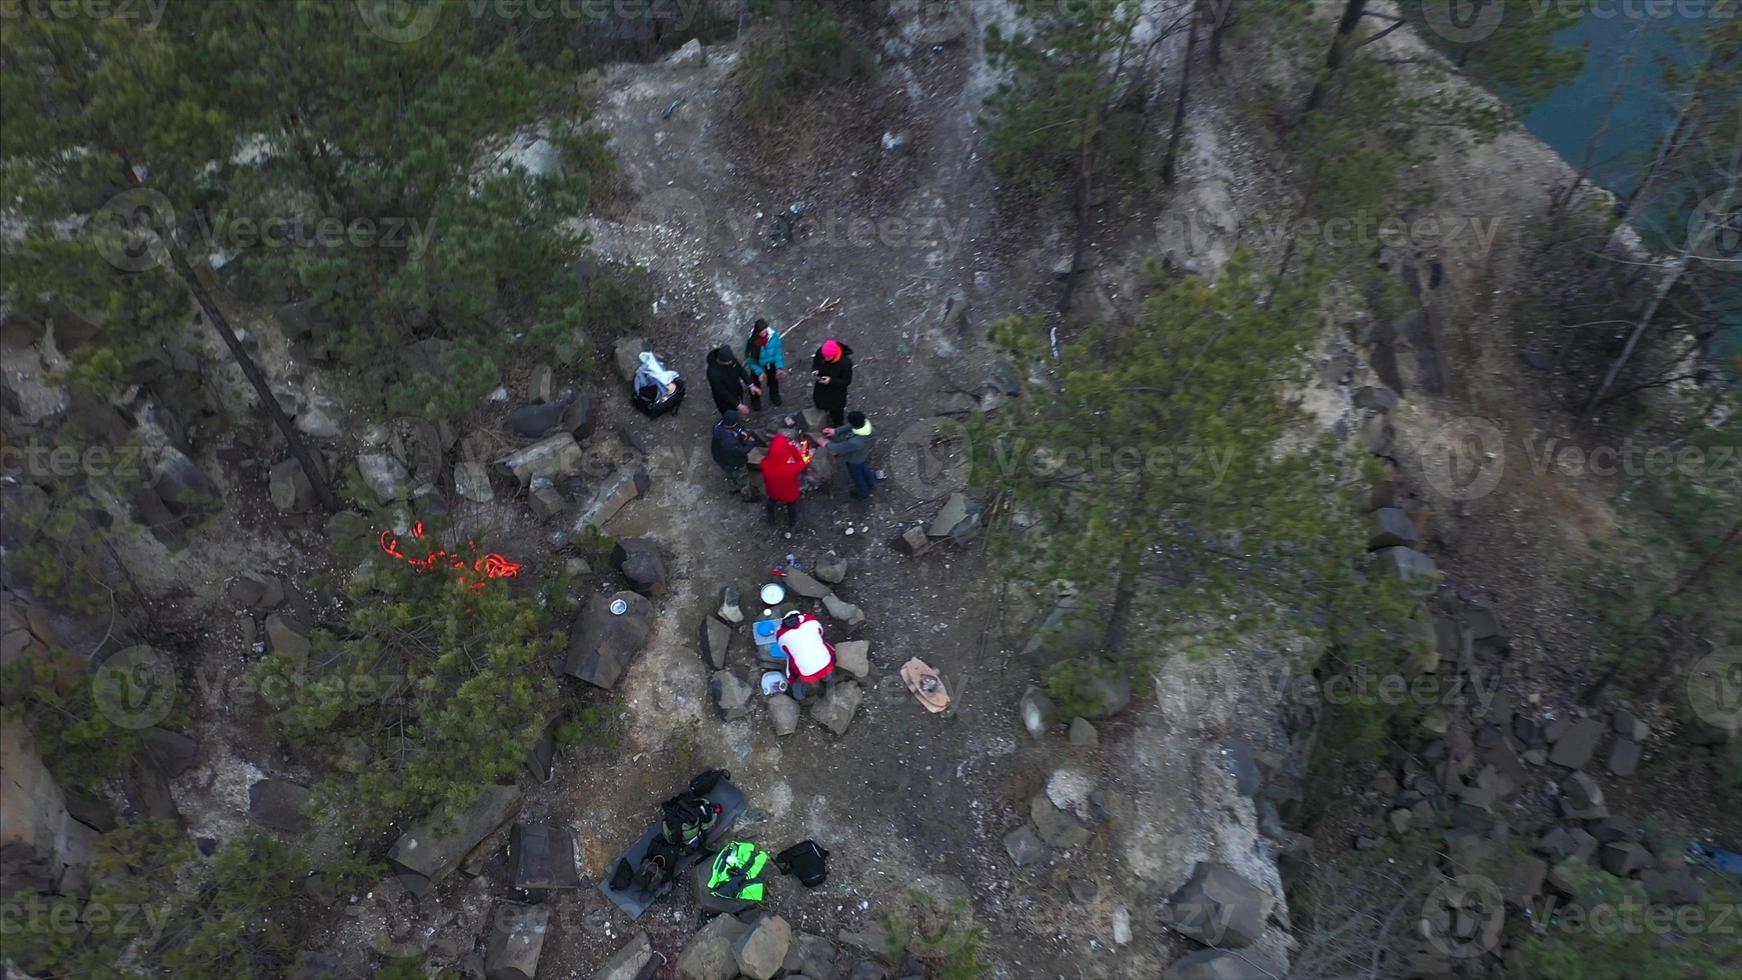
711, 671, 754, 721
701, 615, 733, 669
510, 824, 582, 890
564, 592, 655, 690
594, 931, 653, 980
676, 912, 749, 980
814, 556, 847, 585
387, 785, 522, 883
264, 613, 311, 665
811, 681, 864, 735
357, 452, 409, 502
454, 461, 494, 503
484, 903, 549, 980
613, 337, 648, 384
1368, 508, 1419, 549
769, 695, 801, 736
928, 493, 970, 537
1003, 825, 1047, 867
1549, 717, 1604, 769
1020, 686, 1057, 738
717, 587, 744, 624
782, 932, 842, 980
1030, 794, 1091, 849
1069, 718, 1099, 748
1160, 862, 1275, 948
822, 593, 865, 632
573, 465, 652, 532
495, 433, 583, 487
1058, 659, 1131, 719
834, 640, 871, 679
1352, 386, 1399, 411
270, 459, 316, 513
732, 914, 792, 980
784, 568, 832, 599
1373, 546, 1437, 582
613, 538, 667, 596
530, 486, 566, 521
248, 779, 311, 834
150, 449, 221, 516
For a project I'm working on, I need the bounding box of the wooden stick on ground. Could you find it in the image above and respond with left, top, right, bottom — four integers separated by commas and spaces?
779, 296, 842, 338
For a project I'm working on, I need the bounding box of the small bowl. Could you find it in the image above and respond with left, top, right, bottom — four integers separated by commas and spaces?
760, 583, 786, 605
609, 598, 629, 615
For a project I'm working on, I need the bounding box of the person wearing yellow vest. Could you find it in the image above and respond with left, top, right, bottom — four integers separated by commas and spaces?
707, 841, 771, 902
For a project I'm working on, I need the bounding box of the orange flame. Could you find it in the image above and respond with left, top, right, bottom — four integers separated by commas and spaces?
379, 521, 522, 591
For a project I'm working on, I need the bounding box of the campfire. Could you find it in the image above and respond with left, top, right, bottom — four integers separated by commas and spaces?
379, 521, 522, 591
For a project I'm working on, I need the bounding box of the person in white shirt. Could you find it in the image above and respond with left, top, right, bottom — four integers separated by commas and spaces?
775, 611, 836, 701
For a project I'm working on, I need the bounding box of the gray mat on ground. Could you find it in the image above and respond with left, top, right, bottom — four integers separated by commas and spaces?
598, 780, 748, 919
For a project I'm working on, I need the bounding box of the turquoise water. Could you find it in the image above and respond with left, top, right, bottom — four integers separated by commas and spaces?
1520, 16, 1739, 357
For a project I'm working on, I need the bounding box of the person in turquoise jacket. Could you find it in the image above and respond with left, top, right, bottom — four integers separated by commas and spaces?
744, 318, 785, 410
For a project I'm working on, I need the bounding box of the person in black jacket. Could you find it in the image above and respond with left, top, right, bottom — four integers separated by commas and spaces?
710, 410, 763, 499
706, 345, 761, 416
810, 338, 853, 427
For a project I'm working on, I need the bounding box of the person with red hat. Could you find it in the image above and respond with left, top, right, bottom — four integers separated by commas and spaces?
810, 338, 854, 428
775, 610, 835, 701
760, 432, 808, 531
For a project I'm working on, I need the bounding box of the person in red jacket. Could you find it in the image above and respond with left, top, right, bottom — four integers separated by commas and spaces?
761, 433, 808, 531
775, 611, 835, 701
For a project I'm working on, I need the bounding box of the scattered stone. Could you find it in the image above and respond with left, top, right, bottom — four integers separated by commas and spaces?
1535, 826, 1578, 859
612, 538, 667, 596
1368, 507, 1420, 549
529, 366, 553, 402
676, 912, 748, 980
1045, 769, 1097, 822
821, 593, 865, 632
891, 526, 932, 556
1643, 868, 1708, 907
1612, 709, 1648, 742
1020, 686, 1057, 738
248, 779, 311, 834
732, 914, 792, 980
811, 681, 864, 735
1353, 386, 1399, 411
593, 931, 653, 980
1559, 771, 1607, 819
1160, 862, 1275, 948
228, 572, 285, 610
1221, 738, 1262, 797
617, 424, 657, 458
149, 449, 222, 516
768, 695, 800, 736
270, 459, 317, 513
387, 786, 522, 884
1358, 412, 1395, 454
834, 640, 871, 679
717, 587, 744, 624
1373, 546, 1438, 582
613, 337, 647, 383
484, 903, 549, 980
927, 493, 970, 537
1608, 738, 1641, 777
264, 614, 311, 666
495, 433, 583, 487
1068, 717, 1099, 748
814, 555, 847, 585
358, 452, 409, 502
847, 959, 889, 980
781, 932, 841, 980
1548, 718, 1604, 769
784, 568, 832, 600
1503, 856, 1548, 909
1601, 842, 1653, 877
1165, 949, 1284, 980
507, 401, 567, 439
1002, 825, 1047, 866
1389, 808, 1412, 837
529, 486, 566, 521
711, 671, 754, 721
1111, 905, 1133, 945
701, 616, 733, 670
564, 592, 654, 690
455, 461, 494, 503
573, 465, 652, 532
1030, 794, 1091, 849
511, 824, 582, 890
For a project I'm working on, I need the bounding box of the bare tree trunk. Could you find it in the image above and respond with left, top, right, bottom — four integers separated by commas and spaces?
1161, 2, 1202, 186
1058, 120, 1097, 318
169, 247, 341, 512
1302, 0, 1367, 115
1206, 0, 1233, 68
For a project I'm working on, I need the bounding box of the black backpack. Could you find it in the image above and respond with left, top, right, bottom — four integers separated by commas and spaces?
774, 840, 830, 887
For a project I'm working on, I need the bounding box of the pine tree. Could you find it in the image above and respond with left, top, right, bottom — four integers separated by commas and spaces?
976, 253, 1417, 660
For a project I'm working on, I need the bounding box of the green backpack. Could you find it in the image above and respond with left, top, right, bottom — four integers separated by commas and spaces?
706, 841, 771, 902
